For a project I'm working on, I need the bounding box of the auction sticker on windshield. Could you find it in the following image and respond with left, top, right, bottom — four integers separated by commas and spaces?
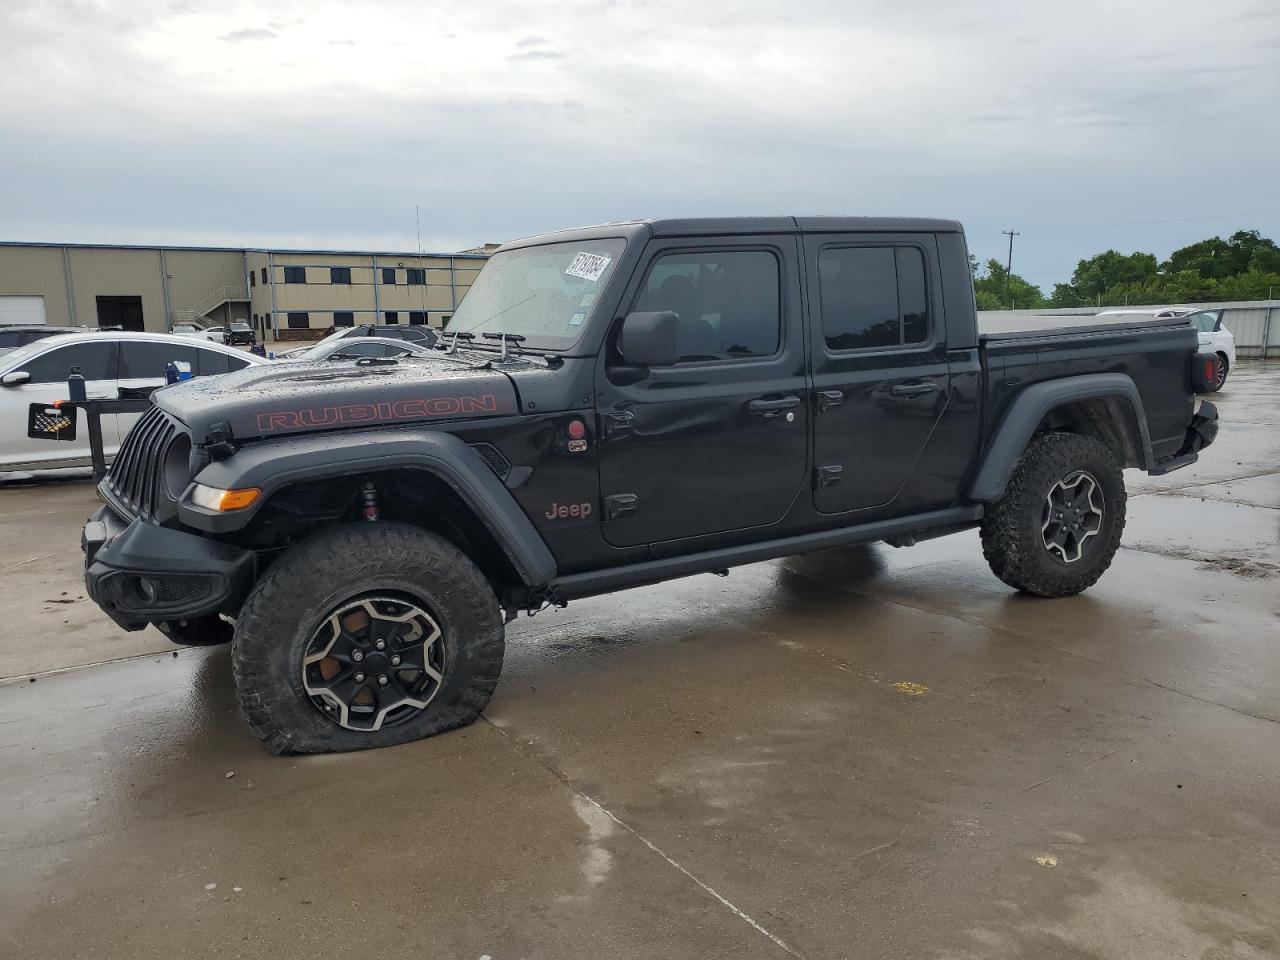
565, 252, 611, 282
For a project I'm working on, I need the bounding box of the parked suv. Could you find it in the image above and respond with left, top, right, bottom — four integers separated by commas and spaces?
80, 217, 1219, 754
223, 322, 256, 346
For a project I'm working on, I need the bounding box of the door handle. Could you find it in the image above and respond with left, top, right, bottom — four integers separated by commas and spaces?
748, 396, 801, 416
890, 381, 941, 398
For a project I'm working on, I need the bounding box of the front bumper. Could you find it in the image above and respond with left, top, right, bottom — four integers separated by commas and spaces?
82, 506, 255, 631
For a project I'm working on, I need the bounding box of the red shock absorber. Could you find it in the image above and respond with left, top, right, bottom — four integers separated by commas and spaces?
362, 481, 380, 521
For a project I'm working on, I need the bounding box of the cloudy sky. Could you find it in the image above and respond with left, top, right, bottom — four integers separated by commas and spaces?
2, 0, 1277, 290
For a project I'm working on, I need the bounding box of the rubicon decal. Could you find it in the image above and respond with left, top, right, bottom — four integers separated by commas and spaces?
257, 395, 500, 432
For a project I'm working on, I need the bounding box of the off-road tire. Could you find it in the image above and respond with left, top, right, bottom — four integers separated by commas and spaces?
156, 615, 233, 646
232, 522, 504, 755
980, 432, 1126, 598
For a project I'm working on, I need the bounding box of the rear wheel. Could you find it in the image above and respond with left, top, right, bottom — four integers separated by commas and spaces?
1212, 353, 1228, 391
981, 432, 1126, 597
232, 523, 504, 754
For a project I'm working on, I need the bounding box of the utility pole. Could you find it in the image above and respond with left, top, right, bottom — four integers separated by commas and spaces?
1002, 229, 1020, 308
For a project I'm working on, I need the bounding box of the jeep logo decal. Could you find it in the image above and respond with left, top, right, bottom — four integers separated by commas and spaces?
257, 395, 499, 432
544, 501, 593, 521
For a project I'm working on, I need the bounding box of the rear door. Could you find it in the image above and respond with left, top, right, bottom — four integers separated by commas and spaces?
804, 234, 951, 515
596, 235, 809, 547
1, 340, 121, 467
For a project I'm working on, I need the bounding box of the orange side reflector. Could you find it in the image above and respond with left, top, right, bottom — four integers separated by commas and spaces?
218, 488, 261, 511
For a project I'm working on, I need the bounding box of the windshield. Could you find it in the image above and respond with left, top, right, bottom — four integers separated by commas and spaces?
444, 238, 626, 350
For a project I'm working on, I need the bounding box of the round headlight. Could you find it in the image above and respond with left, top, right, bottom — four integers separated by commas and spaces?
163, 434, 193, 500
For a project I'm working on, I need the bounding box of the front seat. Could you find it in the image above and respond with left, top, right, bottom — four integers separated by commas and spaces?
658, 275, 718, 360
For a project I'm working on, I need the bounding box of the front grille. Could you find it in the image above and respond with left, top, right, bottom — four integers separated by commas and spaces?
105, 404, 185, 521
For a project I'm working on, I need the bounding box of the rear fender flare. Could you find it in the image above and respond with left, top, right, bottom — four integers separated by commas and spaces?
181, 430, 557, 587
968, 374, 1153, 502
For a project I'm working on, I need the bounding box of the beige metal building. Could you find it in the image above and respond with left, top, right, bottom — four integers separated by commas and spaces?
0, 242, 489, 341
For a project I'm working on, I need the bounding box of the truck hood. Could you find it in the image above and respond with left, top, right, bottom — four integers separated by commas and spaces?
154, 356, 520, 445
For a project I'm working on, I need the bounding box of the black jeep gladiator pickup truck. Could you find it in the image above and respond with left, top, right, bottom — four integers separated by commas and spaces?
81, 217, 1219, 754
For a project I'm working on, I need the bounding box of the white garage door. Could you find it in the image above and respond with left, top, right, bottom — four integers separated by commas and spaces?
0, 296, 47, 325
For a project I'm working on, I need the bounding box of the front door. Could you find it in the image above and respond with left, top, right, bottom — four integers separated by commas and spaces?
804, 235, 952, 516
597, 236, 809, 547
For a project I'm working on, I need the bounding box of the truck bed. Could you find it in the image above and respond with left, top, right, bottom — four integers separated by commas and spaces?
978, 313, 1189, 341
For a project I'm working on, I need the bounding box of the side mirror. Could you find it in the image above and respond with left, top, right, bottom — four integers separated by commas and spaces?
1, 371, 30, 386
618, 311, 679, 367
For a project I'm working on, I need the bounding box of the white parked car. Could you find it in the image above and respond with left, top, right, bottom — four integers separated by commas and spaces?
1094, 307, 1235, 390
0, 331, 270, 471
278, 337, 436, 362
1186, 309, 1236, 391
171, 324, 227, 342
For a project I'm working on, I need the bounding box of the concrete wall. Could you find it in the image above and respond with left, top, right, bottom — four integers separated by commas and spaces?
977, 301, 1280, 357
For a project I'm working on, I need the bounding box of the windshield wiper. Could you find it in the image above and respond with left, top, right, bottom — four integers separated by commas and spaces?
482, 331, 527, 362
442, 330, 476, 354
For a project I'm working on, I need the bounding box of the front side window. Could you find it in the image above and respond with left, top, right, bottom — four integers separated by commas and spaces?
330, 266, 351, 284
17, 342, 119, 382
443, 238, 626, 351
287, 311, 309, 328
284, 266, 306, 284
818, 246, 930, 351
634, 249, 780, 362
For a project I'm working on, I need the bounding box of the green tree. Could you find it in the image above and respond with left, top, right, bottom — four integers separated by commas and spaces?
1069, 250, 1159, 300
1163, 230, 1280, 280
973, 258, 1045, 309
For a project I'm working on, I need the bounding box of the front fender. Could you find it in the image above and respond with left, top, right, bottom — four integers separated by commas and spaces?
968, 373, 1154, 502
180, 429, 558, 587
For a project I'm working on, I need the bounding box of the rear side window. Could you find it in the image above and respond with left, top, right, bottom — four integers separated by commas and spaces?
634, 249, 780, 362
819, 246, 929, 351
19, 342, 119, 382
119, 341, 204, 379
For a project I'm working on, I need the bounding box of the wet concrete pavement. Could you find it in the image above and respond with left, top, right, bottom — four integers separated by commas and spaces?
2, 363, 1278, 959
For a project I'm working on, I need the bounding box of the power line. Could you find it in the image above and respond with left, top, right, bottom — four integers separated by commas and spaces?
1017, 211, 1278, 231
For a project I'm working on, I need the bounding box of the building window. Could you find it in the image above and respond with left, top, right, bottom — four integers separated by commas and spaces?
249, 271, 256, 288
261, 267, 268, 285
409, 311, 426, 325
287, 311, 310, 328
817, 246, 929, 351
284, 266, 306, 284
334, 311, 354, 327
382, 267, 396, 285
384, 311, 399, 324
330, 266, 352, 284
407, 268, 425, 285
439, 314, 451, 327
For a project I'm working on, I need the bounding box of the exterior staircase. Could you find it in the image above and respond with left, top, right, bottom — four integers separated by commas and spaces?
173, 284, 250, 325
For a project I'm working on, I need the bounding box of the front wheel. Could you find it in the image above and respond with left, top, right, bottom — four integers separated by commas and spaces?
980, 432, 1126, 598
232, 523, 504, 754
